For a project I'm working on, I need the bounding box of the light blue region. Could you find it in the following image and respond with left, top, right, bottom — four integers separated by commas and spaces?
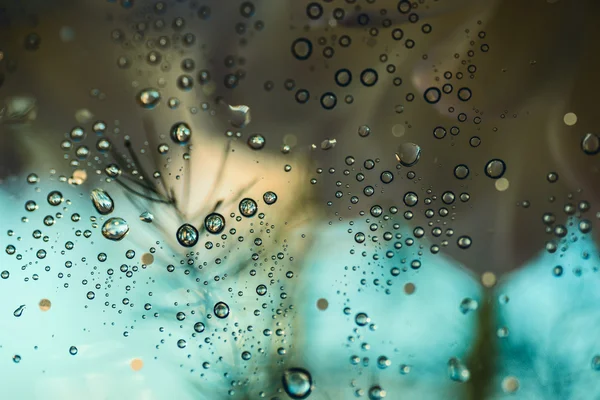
494, 218, 600, 399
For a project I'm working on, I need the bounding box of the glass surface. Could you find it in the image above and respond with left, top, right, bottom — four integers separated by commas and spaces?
0, 0, 599, 399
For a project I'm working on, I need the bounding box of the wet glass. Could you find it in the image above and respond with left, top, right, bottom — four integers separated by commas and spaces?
0, 0, 599, 399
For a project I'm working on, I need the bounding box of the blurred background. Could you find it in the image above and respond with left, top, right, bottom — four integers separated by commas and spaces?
0, 0, 599, 399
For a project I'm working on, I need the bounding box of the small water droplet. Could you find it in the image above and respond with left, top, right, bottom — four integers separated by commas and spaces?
484, 159, 506, 179
263, 191, 278, 205
13, 304, 25, 317
448, 357, 470, 382
139, 211, 154, 223
459, 298, 478, 314
320, 138, 337, 150
247, 134, 266, 150
69, 346, 78, 355
90, 189, 114, 215
358, 125, 371, 137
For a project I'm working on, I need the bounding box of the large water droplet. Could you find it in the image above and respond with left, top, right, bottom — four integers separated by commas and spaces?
101, 218, 130, 241
90, 188, 114, 215
137, 88, 161, 109
484, 159, 506, 179
282, 367, 313, 399
227, 104, 251, 128
395, 143, 421, 166
47, 191, 64, 206
170, 122, 191, 145
214, 301, 230, 318
239, 198, 258, 217
204, 213, 225, 234
176, 223, 199, 247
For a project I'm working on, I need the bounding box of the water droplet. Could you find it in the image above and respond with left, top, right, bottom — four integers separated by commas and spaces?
358, 125, 371, 137
247, 134, 266, 150
424, 87, 442, 104
355, 312, 370, 326
592, 355, 600, 371
194, 322, 205, 333
454, 164, 470, 180
241, 351, 252, 360
13, 304, 25, 317
256, 284, 267, 296
69, 346, 78, 355
320, 92, 337, 110
90, 189, 114, 215
170, 122, 191, 145
47, 191, 64, 206
139, 211, 154, 223
433, 126, 447, 139
227, 104, 251, 128
457, 235, 472, 249
214, 301, 230, 318
239, 198, 258, 217
403, 192, 418, 207
457, 87, 472, 101
395, 143, 421, 166
582, 133, 600, 155
282, 368, 313, 399
291, 38, 313, 60
354, 232, 365, 243
204, 213, 225, 234
459, 298, 478, 314
335, 68, 352, 87
320, 138, 337, 150
263, 191, 278, 205
13, 355, 21, 363
377, 356, 391, 369
448, 357, 470, 382
176, 223, 198, 247
101, 218, 130, 241
360, 69, 378, 87
484, 159, 506, 179
137, 88, 161, 109
368, 385, 387, 399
